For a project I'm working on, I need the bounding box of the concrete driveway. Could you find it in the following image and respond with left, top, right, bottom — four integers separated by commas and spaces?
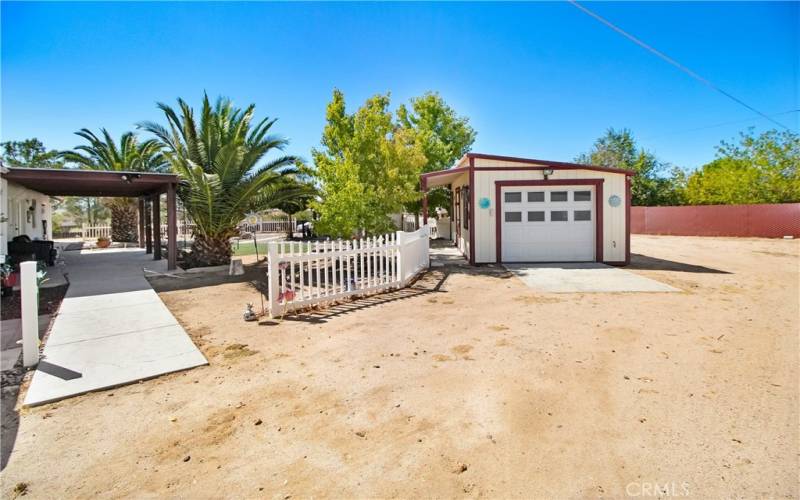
504, 262, 679, 293
24, 248, 207, 406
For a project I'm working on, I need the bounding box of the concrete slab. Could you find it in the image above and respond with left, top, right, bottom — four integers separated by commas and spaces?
24, 248, 207, 406
505, 263, 679, 293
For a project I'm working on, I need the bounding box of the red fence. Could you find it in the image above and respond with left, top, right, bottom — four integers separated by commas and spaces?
631, 203, 800, 238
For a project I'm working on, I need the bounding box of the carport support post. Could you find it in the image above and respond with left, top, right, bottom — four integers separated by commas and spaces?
422, 191, 429, 226
152, 193, 162, 260
166, 183, 177, 270
144, 199, 152, 254
20, 261, 39, 368
138, 198, 146, 248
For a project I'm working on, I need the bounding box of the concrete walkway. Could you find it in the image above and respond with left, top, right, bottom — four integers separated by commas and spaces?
24, 248, 207, 406
505, 263, 679, 293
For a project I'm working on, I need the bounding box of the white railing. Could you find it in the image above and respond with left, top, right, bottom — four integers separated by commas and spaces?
267, 225, 430, 317
160, 223, 196, 239
240, 220, 297, 234
81, 224, 111, 239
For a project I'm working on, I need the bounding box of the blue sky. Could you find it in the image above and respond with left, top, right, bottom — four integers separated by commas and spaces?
1, 1, 797, 171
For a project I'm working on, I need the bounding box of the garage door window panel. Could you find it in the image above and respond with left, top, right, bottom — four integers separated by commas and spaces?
505, 192, 522, 203
550, 191, 568, 202
527, 192, 545, 202
574, 210, 592, 221
574, 191, 592, 202
551, 210, 568, 222
505, 212, 522, 222
527, 211, 545, 222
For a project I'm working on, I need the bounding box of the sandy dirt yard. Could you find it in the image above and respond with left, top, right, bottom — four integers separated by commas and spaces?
1, 235, 797, 499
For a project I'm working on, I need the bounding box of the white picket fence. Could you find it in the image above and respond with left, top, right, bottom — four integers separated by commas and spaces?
267, 225, 431, 317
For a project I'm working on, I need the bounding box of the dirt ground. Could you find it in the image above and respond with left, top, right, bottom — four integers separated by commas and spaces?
1, 235, 797, 499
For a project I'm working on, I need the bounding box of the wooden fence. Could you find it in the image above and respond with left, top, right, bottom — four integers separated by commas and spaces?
631, 203, 800, 238
267, 225, 431, 317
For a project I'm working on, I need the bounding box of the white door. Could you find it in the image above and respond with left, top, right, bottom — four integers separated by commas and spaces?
501, 186, 595, 262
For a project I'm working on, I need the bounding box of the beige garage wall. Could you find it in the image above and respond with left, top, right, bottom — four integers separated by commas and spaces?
471, 164, 628, 263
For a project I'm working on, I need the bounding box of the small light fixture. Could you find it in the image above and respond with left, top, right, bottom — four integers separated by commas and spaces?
543, 168, 554, 180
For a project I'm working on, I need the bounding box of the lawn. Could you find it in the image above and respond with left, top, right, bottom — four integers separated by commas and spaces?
231, 239, 269, 257
2, 235, 797, 498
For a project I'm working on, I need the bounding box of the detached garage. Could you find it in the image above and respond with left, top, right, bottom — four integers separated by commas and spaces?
420, 153, 634, 265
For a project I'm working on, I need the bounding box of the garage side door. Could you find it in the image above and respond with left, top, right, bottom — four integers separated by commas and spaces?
501, 186, 595, 262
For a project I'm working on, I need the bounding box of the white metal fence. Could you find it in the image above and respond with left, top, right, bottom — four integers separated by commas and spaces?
267, 225, 431, 317
240, 220, 297, 234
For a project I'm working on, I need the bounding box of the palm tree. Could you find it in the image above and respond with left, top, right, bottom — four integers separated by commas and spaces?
139, 94, 302, 266
60, 129, 168, 242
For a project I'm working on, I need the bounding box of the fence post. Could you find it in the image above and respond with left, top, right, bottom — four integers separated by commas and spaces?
20, 261, 39, 368
396, 230, 407, 285
267, 242, 281, 318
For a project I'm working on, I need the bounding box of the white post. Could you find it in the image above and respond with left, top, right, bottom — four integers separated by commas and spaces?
20, 261, 39, 368
396, 230, 407, 285
267, 242, 281, 318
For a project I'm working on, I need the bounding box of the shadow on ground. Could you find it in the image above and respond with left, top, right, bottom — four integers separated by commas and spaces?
1, 367, 24, 471
628, 254, 731, 274
253, 257, 513, 324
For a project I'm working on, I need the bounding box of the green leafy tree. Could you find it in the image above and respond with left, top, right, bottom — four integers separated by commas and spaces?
2, 138, 64, 168
139, 94, 301, 266
577, 128, 685, 206
60, 129, 168, 242
312, 90, 425, 238
685, 129, 800, 204
397, 92, 476, 225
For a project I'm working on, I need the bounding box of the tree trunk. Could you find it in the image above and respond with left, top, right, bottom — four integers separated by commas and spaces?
108, 198, 138, 242
286, 214, 293, 240
190, 234, 232, 267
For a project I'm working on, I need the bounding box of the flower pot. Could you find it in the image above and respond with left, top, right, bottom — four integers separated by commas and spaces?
97, 239, 111, 248
2, 272, 18, 288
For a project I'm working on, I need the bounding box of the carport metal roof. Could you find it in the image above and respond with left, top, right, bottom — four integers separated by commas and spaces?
2, 166, 181, 270
1, 167, 179, 197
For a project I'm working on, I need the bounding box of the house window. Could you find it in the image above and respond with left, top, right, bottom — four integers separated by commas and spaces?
528, 211, 545, 222
527, 192, 545, 202
551, 210, 568, 221
462, 186, 470, 230
504, 192, 522, 203
505, 212, 522, 222
550, 191, 568, 202
574, 191, 592, 202
574, 210, 592, 221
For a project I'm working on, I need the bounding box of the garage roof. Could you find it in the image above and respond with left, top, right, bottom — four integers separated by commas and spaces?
460, 153, 636, 175
1, 167, 179, 197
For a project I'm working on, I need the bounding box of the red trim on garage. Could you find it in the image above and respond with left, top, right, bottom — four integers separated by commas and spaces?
494, 179, 604, 264
468, 157, 476, 265
625, 176, 631, 265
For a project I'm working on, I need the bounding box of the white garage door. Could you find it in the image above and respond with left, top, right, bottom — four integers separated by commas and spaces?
501, 186, 595, 262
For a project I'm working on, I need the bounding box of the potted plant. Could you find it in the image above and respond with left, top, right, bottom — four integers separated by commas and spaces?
1, 257, 16, 297
97, 236, 111, 248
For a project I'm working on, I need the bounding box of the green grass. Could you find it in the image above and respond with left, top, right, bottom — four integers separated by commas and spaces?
232, 240, 269, 256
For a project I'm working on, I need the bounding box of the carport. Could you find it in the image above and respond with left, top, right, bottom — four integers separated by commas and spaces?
1, 167, 181, 270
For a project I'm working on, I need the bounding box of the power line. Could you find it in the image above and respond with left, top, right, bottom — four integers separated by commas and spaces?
643, 109, 799, 140
569, 1, 792, 131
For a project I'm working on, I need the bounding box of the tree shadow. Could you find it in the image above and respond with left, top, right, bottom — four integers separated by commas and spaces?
628, 254, 731, 274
